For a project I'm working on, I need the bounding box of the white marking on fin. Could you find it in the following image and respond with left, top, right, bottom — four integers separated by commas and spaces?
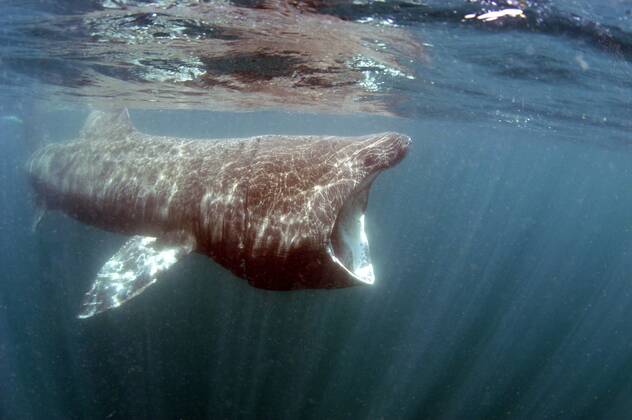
78, 232, 195, 319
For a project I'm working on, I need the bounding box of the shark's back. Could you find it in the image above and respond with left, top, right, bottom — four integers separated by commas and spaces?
27, 110, 252, 237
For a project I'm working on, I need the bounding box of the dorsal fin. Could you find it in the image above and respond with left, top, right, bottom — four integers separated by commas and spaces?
79, 109, 134, 141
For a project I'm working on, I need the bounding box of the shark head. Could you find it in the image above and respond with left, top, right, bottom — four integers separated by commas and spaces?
225, 132, 411, 290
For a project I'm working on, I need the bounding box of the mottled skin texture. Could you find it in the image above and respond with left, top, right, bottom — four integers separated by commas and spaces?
27, 110, 410, 290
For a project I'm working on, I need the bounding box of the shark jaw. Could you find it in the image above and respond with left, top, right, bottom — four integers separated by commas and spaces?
327, 174, 377, 286
327, 213, 375, 285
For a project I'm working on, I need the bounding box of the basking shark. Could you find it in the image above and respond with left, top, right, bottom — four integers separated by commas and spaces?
27, 110, 410, 318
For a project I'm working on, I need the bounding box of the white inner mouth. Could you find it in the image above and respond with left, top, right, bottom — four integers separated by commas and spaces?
327, 176, 376, 285
327, 212, 375, 284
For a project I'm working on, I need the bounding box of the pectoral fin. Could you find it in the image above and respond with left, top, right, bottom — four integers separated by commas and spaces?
78, 232, 195, 319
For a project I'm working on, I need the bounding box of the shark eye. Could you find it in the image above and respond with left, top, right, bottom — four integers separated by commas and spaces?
364, 154, 378, 166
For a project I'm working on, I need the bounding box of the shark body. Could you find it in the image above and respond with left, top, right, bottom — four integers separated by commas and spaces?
27, 110, 410, 318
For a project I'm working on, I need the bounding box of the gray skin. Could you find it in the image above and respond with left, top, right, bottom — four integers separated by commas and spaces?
27, 110, 411, 317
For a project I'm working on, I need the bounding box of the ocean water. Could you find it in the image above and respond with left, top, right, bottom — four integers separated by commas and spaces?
2, 1, 632, 419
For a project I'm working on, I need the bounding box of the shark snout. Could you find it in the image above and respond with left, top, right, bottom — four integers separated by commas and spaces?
359, 132, 411, 172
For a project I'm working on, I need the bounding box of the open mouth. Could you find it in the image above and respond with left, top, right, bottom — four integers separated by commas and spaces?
326, 174, 377, 285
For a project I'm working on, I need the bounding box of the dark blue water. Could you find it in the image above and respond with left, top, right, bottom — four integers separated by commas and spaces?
2, 1, 632, 419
